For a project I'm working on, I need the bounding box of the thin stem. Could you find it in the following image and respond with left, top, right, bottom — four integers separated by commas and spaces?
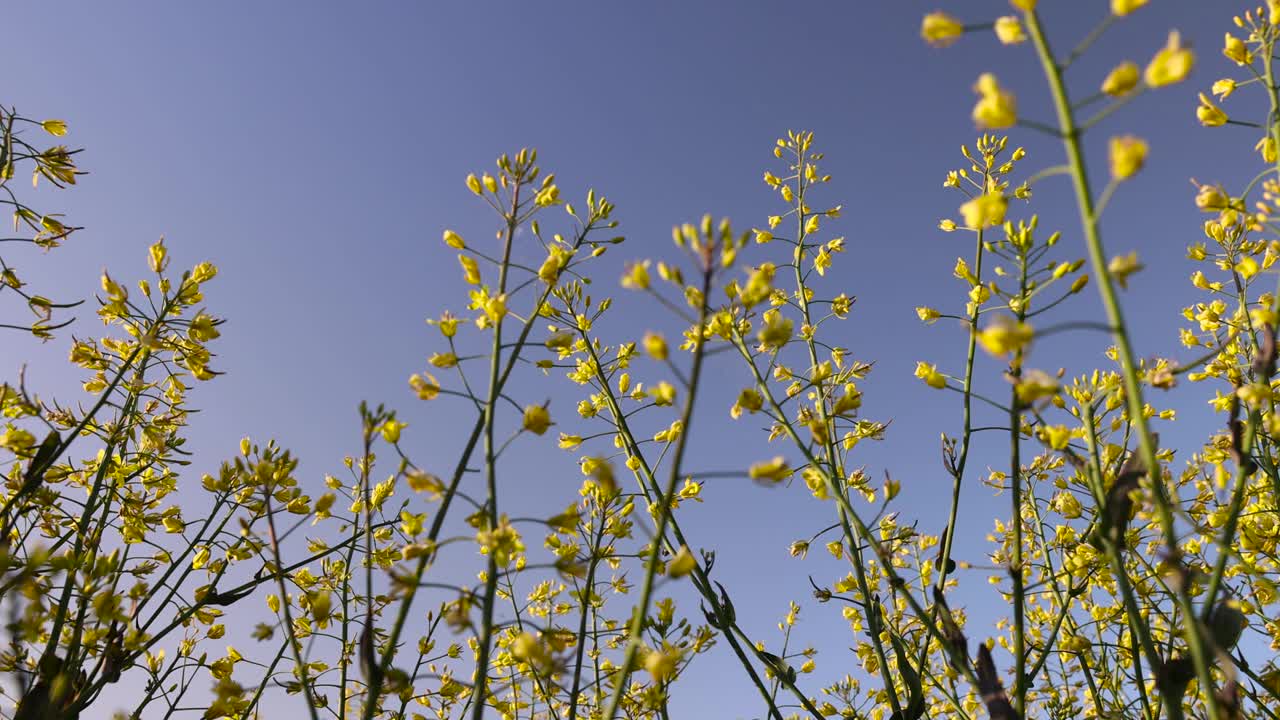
602, 256, 714, 720
264, 492, 322, 720
469, 177, 523, 720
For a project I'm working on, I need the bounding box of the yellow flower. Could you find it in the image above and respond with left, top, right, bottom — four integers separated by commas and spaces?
813, 248, 831, 276
914, 361, 947, 389
667, 546, 697, 578
1109, 135, 1148, 181
1144, 31, 1194, 88
459, 254, 481, 284
921, 12, 963, 47
1195, 183, 1229, 211
482, 293, 507, 324
1223, 33, 1252, 66
40, 119, 68, 136
1108, 251, 1143, 288
522, 405, 552, 435
407, 470, 444, 494
959, 192, 1007, 229
443, 229, 466, 249
1212, 78, 1237, 100
189, 312, 220, 342
429, 352, 458, 369
465, 173, 482, 195
1272, 0, 1280, 25
148, 239, 169, 273
538, 245, 573, 283
749, 456, 792, 484
832, 383, 863, 416
994, 16, 1026, 45
1014, 369, 1059, 404
1054, 490, 1083, 518
209, 649, 240, 680
622, 261, 651, 290
1237, 382, 1272, 408
972, 73, 1017, 129
476, 514, 524, 566
758, 310, 794, 350
730, 388, 764, 419
410, 372, 440, 400
1197, 93, 1228, 127
1101, 61, 1139, 97
916, 306, 940, 324
975, 315, 1033, 356
654, 419, 683, 443
511, 632, 550, 670
381, 419, 407, 443
1258, 136, 1278, 164
651, 381, 677, 407
1010, 0, 1035, 9
191, 261, 219, 283
0, 426, 35, 452
535, 183, 560, 206
644, 645, 683, 683
1236, 255, 1260, 279
643, 332, 668, 360
101, 271, 127, 302
1111, 0, 1147, 15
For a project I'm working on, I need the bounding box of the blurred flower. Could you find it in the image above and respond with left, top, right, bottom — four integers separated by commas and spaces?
972, 73, 1017, 128
1145, 31, 1194, 88
1109, 135, 1149, 181
1197, 93, 1228, 127
1101, 61, 1139, 96
921, 12, 964, 47
994, 16, 1026, 45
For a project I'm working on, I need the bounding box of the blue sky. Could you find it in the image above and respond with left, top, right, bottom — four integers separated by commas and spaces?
1, 1, 1259, 717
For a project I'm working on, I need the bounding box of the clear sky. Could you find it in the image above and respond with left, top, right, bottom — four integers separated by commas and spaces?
1, 1, 1257, 717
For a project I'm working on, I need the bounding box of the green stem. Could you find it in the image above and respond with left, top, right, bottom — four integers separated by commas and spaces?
1024, 11, 1220, 718
264, 489, 322, 720
601, 258, 713, 720
364, 217, 595, 714
1009, 244, 1029, 715
583, 337, 795, 720
788, 142, 903, 719
1082, 403, 1170, 720
469, 177, 522, 720
566, 513, 607, 720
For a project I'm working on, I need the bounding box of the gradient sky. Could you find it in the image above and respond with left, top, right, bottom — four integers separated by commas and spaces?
1, 1, 1260, 717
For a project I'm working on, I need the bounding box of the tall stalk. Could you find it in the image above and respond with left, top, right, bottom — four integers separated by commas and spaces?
1023, 10, 1220, 718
